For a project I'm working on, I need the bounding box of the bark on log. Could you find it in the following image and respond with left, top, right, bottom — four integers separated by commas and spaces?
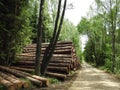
24, 48, 73, 54
10, 66, 34, 73
26, 76, 42, 87
45, 72, 66, 80
0, 66, 42, 87
19, 53, 72, 58
0, 72, 22, 89
47, 66, 69, 74
15, 59, 72, 65
48, 63, 70, 70
24, 41, 73, 48
12, 65, 35, 69
18, 57, 73, 62
50, 60, 72, 63
7, 73, 29, 88
0, 66, 49, 87
14, 62, 71, 70
32, 75, 49, 87
0, 76, 15, 90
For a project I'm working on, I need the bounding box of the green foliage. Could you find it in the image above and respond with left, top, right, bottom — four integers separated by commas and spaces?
31, 0, 53, 43
42, 1, 52, 42
0, 84, 4, 90
77, 17, 91, 34
79, 0, 120, 74
0, 0, 34, 65
104, 58, 112, 71
115, 56, 120, 74
59, 19, 82, 59
48, 77, 60, 84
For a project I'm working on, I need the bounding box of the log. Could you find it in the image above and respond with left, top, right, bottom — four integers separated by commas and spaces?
45, 72, 66, 80
53, 49, 72, 54
0, 66, 42, 87
10, 66, 34, 73
10, 65, 69, 74
32, 75, 49, 87
50, 60, 72, 63
48, 63, 71, 70
14, 62, 71, 70
24, 41, 73, 48
21, 80, 29, 88
18, 56, 73, 62
26, 76, 42, 87
12, 65, 35, 69
47, 66, 69, 74
20, 53, 72, 57
0, 72, 22, 89
7, 74, 29, 88
54, 46, 72, 50
24, 47, 72, 54
24, 45, 73, 50
0, 76, 15, 90
14, 59, 72, 65
14, 61, 35, 66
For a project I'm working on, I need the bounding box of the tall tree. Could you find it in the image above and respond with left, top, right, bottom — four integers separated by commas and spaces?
35, 0, 45, 75
0, 0, 33, 65
95, 0, 120, 72
41, 0, 67, 75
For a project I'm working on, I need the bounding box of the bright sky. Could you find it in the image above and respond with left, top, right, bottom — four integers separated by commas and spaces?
65, 0, 94, 26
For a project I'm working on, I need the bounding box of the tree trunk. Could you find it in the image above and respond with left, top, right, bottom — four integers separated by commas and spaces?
35, 0, 45, 75
41, 0, 67, 75
41, 0, 62, 75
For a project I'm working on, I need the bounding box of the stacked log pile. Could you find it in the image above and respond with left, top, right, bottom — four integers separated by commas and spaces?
0, 66, 49, 90
14, 41, 81, 80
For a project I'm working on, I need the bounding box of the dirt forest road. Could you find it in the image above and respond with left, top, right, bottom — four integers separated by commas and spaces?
69, 62, 120, 90
40, 62, 120, 90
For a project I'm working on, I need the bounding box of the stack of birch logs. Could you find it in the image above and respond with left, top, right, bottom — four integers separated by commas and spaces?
0, 65, 49, 90
14, 41, 80, 80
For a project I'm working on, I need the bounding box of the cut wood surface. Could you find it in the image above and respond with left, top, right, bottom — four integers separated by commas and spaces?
7, 74, 29, 88
0, 72, 22, 89
26, 76, 42, 87
32, 75, 49, 87
0, 76, 15, 90
0, 66, 49, 87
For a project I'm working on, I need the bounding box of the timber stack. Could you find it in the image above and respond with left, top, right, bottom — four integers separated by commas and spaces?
14, 41, 81, 80
0, 65, 49, 90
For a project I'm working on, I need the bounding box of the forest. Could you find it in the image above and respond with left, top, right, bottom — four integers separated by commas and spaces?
0, 0, 120, 89
0, 0, 81, 72
77, 0, 120, 75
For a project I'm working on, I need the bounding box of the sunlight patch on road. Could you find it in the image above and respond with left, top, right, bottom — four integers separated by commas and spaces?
99, 81, 120, 87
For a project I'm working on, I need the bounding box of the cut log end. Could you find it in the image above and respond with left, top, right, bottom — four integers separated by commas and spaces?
32, 75, 49, 87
